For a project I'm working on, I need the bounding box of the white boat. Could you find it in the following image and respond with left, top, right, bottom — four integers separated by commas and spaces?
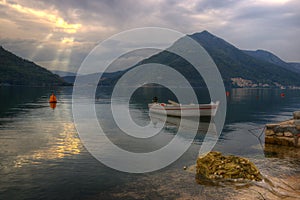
148, 99, 219, 117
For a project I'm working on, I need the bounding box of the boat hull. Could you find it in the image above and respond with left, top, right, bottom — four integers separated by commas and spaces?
148, 102, 219, 117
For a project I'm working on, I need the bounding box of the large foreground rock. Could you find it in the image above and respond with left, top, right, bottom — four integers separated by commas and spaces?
196, 151, 262, 181
265, 119, 300, 147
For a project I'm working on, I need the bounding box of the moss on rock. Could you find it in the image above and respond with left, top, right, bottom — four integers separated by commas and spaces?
196, 151, 262, 182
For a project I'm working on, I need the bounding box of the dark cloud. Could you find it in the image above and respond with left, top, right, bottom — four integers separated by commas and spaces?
196, 0, 239, 11
39, 0, 153, 27
0, 0, 299, 73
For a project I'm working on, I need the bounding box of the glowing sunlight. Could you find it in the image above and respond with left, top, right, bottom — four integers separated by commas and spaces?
0, 0, 82, 33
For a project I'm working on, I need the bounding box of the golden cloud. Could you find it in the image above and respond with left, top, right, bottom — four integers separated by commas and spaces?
0, 0, 82, 33
61, 37, 74, 44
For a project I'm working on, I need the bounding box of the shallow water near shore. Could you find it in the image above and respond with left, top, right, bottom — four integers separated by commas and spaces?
0, 86, 299, 199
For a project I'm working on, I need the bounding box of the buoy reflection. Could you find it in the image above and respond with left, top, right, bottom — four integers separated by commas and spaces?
49, 102, 57, 109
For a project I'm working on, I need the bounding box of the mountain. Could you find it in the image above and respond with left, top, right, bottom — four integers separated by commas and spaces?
99, 31, 300, 88
52, 70, 78, 84
61, 75, 76, 84
189, 31, 300, 87
288, 62, 300, 73
61, 71, 124, 85
0, 46, 67, 86
52, 70, 77, 77
244, 49, 300, 74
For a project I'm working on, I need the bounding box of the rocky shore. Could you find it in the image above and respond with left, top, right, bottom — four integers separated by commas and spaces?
265, 111, 300, 147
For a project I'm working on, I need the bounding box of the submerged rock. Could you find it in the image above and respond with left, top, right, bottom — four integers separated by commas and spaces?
196, 151, 262, 182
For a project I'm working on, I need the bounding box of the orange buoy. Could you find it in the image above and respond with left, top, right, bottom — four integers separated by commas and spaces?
280, 93, 285, 97
49, 93, 57, 103
226, 91, 230, 97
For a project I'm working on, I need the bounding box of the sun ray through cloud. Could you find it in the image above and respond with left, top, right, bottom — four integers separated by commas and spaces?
0, 0, 299, 71
0, 0, 81, 71
29, 33, 53, 61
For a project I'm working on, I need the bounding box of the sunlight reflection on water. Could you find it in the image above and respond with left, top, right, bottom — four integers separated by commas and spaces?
13, 122, 81, 168
0, 87, 299, 200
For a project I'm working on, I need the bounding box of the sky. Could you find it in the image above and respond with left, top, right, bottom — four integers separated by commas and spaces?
0, 0, 299, 72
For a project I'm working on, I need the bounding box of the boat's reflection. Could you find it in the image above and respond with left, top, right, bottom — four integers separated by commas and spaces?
149, 112, 217, 136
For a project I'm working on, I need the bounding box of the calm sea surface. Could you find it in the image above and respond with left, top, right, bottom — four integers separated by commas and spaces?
0, 86, 299, 199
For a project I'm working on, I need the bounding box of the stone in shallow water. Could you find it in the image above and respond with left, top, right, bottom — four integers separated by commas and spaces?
265, 129, 275, 136
265, 136, 299, 147
196, 151, 262, 182
276, 132, 284, 136
293, 111, 300, 119
295, 120, 300, 126
284, 131, 293, 137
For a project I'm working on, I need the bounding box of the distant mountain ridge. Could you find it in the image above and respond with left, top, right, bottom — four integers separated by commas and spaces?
52, 70, 77, 77
0, 46, 67, 86
59, 71, 124, 85
288, 62, 300, 73
97, 30, 300, 88
243, 49, 300, 74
